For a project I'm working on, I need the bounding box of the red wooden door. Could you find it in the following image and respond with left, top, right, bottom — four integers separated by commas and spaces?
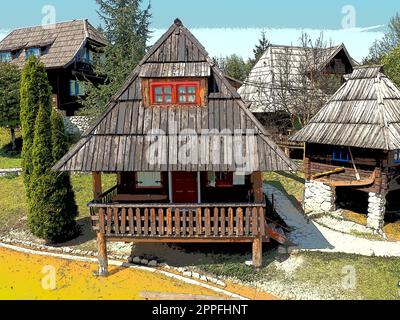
172, 172, 198, 203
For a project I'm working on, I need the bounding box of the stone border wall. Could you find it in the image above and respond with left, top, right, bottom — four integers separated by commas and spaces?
63, 116, 94, 135
304, 180, 336, 214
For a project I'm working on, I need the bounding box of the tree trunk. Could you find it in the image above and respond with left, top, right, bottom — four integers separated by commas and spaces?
10, 127, 16, 151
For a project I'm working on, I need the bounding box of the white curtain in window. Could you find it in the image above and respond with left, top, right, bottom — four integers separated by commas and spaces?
137, 172, 162, 187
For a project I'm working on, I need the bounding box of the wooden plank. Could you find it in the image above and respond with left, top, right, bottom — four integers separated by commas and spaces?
167, 208, 173, 236
228, 208, 234, 236
121, 208, 127, 235
92, 172, 102, 201
220, 208, 226, 236
128, 208, 134, 235
213, 207, 219, 236
97, 232, 108, 276
182, 209, 187, 237
196, 208, 202, 235
245, 208, 251, 236
150, 208, 156, 236
144, 208, 149, 235
237, 208, 244, 236
252, 208, 258, 235
136, 208, 142, 235
252, 237, 263, 268
175, 208, 181, 236
158, 209, 164, 236
106, 208, 112, 235
113, 208, 120, 234
205, 208, 211, 236
259, 207, 266, 236
188, 209, 194, 236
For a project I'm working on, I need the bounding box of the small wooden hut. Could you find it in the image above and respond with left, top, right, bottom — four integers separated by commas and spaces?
54, 19, 296, 274
291, 65, 400, 231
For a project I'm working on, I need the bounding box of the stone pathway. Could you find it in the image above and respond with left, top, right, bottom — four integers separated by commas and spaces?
264, 184, 400, 257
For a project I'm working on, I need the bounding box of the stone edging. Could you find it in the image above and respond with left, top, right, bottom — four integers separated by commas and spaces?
0, 168, 22, 177
0, 235, 230, 294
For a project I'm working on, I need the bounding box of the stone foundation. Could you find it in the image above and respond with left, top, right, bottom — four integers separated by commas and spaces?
367, 192, 386, 231
304, 180, 336, 213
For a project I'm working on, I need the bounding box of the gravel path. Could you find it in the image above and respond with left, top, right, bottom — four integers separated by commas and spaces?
264, 184, 400, 257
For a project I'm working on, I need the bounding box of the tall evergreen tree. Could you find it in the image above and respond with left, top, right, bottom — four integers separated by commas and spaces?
24, 59, 78, 242
249, 31, 270, 67
20, 57, 49, 195
80, 0, 152, 116
0, 63, 21, 150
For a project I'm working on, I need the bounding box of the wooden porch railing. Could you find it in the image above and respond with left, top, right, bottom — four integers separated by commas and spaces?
89, 202, 266, 239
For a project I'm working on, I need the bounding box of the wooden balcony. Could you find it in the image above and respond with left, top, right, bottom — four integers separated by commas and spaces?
89, 187, 267, 242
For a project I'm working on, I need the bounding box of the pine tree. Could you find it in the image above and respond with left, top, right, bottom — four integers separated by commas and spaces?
250, 31, 270, 66
80, 0, 152, 116
20, 57, 49, 196
27, 63, 78, 242
0, 63, 21, 150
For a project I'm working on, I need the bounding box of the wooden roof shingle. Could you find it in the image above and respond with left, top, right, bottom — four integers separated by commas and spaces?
53, 19, 297, 173
0, 20, 107, 69
291, 65, 400, 150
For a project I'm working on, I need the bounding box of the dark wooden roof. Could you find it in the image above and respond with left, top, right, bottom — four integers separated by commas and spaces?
0, 20, 107, 69
54, 19, 296, 173
291, 65, 400, 150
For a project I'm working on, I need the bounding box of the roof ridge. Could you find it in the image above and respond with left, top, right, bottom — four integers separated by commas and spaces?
4, 19, 86, 33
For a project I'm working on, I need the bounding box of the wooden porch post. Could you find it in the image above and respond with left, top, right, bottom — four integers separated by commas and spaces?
252, 236, 263, 268
92, 172, 108, 276
92, 172, 102, 201
97, 232, 108, 277
251, 171, 264, 203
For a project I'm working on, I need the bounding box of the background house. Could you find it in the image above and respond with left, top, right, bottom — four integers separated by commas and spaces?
239, 43, 356, 157
291, 65, 400, 232
0, 19, 107, 116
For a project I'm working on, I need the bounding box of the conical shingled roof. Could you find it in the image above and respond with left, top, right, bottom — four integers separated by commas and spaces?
54, 19, 297, 173
291, 65, 400, 150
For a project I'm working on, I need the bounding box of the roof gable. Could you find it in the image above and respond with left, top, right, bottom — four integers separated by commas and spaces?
54, 19, 296, 173
238, 43, 355, 113
291, 66, 400, 150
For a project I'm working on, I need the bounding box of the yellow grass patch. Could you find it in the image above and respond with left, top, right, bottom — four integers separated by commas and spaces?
383, 222, 400, 242
0, 247, 227, 300
341, 210, 367, 226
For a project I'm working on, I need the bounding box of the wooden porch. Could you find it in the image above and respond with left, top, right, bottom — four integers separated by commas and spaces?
90, 182, 272, 276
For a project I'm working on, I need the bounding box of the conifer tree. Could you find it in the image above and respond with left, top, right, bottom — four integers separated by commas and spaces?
80, 0, 152, 115
20, 57, 49, 196
26, 60, 78, 242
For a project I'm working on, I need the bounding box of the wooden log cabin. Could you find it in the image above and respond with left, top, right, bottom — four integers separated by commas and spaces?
53, 19, 297, 275
291, 65, 400, 232
0, 20, 106, 115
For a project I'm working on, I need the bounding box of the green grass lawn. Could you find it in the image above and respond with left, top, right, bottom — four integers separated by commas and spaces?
198, 250, 400, 300
263, 162, 305, 206
0, 128, 22, 169
0, 173, 116, 233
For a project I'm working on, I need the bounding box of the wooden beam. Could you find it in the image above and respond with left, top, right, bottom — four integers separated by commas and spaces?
97, 232, 108, 277
251, 171, 264, 203
92, 172, 102, 201
252, 236, 263, 268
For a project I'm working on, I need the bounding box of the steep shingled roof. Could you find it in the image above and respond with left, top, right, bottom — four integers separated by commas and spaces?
0, 20, 107, 69
291, 65, 400, 150
239, 44, 356, 113
53, 19, 297, 173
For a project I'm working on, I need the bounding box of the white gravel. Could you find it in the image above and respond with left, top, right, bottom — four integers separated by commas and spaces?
264, 184, 400, 257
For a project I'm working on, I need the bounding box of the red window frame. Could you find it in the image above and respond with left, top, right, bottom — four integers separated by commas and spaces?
135, 172, 163, 189
150, 81, 200, 106
215, 172, 234, 187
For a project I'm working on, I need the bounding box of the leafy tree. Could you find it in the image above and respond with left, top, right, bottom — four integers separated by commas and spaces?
382, 45, 400, 88
214, 54, 252, 82
79, 0, 152, 116
250, 31, 270, 66
28, 69, 78, 242
0, 63, 21, 150
365, 13, 400, 64
20, 57, 49, 195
